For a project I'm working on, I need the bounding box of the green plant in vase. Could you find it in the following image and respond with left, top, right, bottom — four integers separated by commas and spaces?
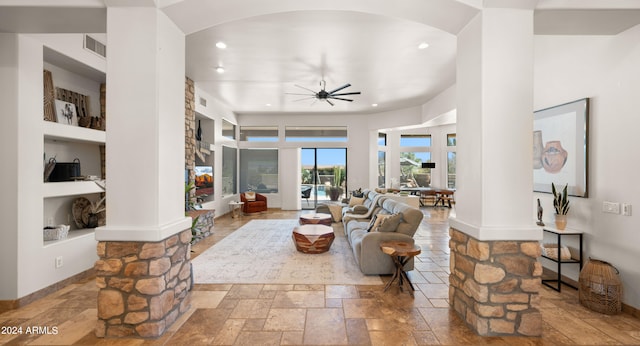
327, 166, 344, 201
552, 182, 570, 230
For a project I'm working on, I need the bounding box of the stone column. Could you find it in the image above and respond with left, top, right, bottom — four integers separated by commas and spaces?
185, 77, 196, 184
95, 4, 191, 338
95, 229, 192, 338
450, 6, 542, 336
449, 229, 542, 336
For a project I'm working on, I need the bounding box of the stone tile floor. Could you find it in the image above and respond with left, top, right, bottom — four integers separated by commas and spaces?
1, 208, 639, 345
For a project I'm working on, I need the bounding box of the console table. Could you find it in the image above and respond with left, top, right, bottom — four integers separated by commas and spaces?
541, 227, 583, 292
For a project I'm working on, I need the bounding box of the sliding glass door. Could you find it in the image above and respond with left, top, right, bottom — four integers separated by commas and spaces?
301, 148, 347, 210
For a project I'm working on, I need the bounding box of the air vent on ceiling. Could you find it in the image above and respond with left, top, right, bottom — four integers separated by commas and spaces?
199, 97, 207, 107
84, 34, 106, 58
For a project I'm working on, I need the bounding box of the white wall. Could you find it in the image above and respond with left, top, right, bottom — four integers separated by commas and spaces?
534, 24, 640, 309
0, 33, 104, 300
194, 87, 239, 217
0, 34, 20, 299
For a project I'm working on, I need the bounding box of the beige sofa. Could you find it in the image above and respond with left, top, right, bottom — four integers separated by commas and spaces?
342, 194, 424, 275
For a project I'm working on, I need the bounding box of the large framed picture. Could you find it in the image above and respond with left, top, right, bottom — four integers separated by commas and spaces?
54, 99, 78, 126
533, 98, 589, 197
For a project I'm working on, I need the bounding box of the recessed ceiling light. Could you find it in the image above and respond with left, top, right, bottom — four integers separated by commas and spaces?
372, 103, 378, 107
215, 41, 227, 49
418, 42, 429, 49
266, 103, 272, 107
215, 66, 225, 74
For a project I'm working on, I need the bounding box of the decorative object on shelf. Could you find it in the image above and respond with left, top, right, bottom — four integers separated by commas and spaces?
43, 157, 56, 182
48, 158, 81, 182
83, 196, 106, 228
196, 119, 202, 141
54, 99, 78, 126
536, 198, 545, 226
72, 196, 106, 229
56, 87, 90, 127
552, 182, 570, 230
96, 83, 106, 131
533, 98, 589, 197
540, 243, 571, 260
43, 70, 57, 122
43, 224, 70, 241
579, 258, 622, 315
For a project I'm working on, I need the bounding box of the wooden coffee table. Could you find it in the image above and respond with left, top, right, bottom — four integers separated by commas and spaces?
299, 213, 332, 226
380, 241, 421, 295
292, 224, 335, 254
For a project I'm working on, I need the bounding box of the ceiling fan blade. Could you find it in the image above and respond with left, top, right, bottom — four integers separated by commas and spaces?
326, 99, 335, 106
328, 96, 354, 102
293, 96, 316, 102
330, 91, 361, 96
294, 84, 317, 93
327, 83, 351, 94
285, 92, 315, 96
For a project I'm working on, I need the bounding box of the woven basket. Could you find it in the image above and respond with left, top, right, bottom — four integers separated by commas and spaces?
579, 258, 622, 315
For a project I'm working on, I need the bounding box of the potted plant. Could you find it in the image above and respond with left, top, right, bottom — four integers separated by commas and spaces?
326, 166, 345, 201
552, 182, 570, 230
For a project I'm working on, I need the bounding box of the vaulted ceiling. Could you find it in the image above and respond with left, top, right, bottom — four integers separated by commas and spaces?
2, 0, 640, 115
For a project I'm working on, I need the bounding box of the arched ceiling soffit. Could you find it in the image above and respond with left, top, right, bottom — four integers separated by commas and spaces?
160, 0, 480, 36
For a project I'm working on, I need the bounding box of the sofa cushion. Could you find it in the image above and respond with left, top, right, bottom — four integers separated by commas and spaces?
244, 191, 256, 201
376, 213, 403, 232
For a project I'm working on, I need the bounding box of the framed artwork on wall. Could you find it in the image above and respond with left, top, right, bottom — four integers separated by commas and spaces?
54, 99, 78, 126
533, 98, 589, 197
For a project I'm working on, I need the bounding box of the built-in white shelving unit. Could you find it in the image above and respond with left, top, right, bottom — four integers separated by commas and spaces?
42, 42, 106, 246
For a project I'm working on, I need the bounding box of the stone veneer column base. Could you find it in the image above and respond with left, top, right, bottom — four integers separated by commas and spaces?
95, 229, 192, 338
449, 228, 543, 336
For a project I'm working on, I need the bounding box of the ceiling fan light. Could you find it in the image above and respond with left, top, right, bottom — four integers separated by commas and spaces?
215, 41, 227, 49
216, 66, 225, 74
418, 42, 429, 49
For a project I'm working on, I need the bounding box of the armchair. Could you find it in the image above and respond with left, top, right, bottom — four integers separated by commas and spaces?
240, 192, 268, 214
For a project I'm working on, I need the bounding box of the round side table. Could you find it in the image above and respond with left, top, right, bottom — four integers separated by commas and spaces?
380, 241, 421, 295
229, 201, 244, 218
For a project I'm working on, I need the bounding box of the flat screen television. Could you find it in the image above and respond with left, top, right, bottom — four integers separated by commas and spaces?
194, 166, 213, 196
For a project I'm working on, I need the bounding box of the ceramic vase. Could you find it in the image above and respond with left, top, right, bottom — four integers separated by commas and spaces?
555, 214, 567, 231
542, 141, 568, 174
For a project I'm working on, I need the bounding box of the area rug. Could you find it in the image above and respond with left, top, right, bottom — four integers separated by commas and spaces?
191, 219, 382, 285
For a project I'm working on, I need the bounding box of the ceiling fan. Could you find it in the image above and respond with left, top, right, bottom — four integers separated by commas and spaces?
286, 80, 361, 106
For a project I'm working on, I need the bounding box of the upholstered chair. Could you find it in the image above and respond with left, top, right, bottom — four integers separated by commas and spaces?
240, 191, 268, 214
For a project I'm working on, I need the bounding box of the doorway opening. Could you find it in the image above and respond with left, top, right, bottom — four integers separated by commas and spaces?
301, 148, 347, 210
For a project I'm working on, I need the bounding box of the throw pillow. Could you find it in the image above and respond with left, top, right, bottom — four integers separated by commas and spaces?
244, 191, 256, 201
349, 196, 365, 207
367, 213, 392, 232
376, 213, 402, 232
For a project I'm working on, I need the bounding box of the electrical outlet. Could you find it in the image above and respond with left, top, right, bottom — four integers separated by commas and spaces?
622, 203, 632, 216
602, 201, 620, 214
55, 256, 63, 268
